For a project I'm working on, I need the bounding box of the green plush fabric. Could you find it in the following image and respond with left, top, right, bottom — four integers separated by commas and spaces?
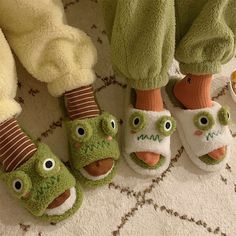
101, 0, 236, 88
66, 112, 120, 187
130, 153, 165, 170
100, 0, 175, 90
175, 0, 236, 75
0, 143, 83, 223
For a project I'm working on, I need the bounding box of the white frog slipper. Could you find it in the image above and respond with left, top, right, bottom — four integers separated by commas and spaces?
122, 87, 176, 176
164, 78, 233, 172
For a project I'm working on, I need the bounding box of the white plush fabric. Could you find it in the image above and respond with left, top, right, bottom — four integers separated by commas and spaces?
124, 108, 172, 158
174, 101, 233, 156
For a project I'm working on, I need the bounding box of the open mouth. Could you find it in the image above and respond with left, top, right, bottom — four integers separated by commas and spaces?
199, 149, 226, 165
44, 187, 76, 216
79, 158, 115, 181
130, 153, 165, 169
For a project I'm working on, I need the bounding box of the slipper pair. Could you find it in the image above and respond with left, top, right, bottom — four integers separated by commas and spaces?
123, 78, 233, 176
0, 112, 120, 223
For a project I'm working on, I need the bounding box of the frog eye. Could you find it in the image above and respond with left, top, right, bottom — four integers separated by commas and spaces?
43, 158, 55, 171
36, 156, 60, 177
72, 121, 92, 142
7, 171, 32, 199
13, 179, 23, 192
193, 111, 214, 131
129, 111, 146, 132
102, 114, 118, 136
156, 116, 176, 136
218, 107, 231, 126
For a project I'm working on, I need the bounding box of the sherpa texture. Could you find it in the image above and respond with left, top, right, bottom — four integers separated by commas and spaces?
101, 0, 236, 90
165, 78, 233, 172
0, 143, 83, 223
66, 112, 120, 187
0, 0, 97, 99
175, 0, 236, 75
123, 107, 175, 176
100, 0, 175, 90
125, 108, 175, 158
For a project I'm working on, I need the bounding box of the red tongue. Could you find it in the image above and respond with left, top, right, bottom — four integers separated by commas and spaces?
208, 146, 226, 161
135, 152, 160, 166
47, 190, 70, 209
84, 158, 114, 176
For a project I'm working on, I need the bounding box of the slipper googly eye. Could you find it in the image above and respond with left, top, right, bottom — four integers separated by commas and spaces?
156, 116, 176, 136
129, 111, 147, 132
43, 158, 55, 171
71, 121, 92, 142
7, 171, 32, 199
218, 107, 231, 126
13, 179, 23, 192
194, 111, 214, 131
102, 114, 119, 136
36, 156, 60, 177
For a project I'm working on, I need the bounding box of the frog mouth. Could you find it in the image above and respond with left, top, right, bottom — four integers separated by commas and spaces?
79, 159, 115, 181
44, 187, 76, 216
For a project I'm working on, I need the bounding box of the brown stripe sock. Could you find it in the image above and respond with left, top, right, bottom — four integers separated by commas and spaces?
0, 118, 37, 172
64, 85, 100, 120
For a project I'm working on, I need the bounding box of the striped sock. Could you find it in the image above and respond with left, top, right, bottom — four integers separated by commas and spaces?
0, 118, 37, 172
64, 85, 100, 120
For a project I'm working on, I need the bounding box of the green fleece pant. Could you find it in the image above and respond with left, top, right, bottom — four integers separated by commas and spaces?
101, 0, 236, 90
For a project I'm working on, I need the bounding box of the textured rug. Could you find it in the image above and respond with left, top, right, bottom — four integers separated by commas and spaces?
0, 0, 235, 235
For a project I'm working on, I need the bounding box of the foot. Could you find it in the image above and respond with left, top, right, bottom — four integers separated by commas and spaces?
173, 74, 226, 160
65, 85, 116, 176
134, 88, 163, 166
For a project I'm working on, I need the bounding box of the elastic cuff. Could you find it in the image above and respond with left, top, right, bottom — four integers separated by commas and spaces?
47, 69, 96, 97
179, 61, 221, 75
0, 99, 22, 123
128, 73, 169, 90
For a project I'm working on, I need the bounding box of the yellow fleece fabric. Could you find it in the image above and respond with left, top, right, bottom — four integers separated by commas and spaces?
0, 0, 97, 122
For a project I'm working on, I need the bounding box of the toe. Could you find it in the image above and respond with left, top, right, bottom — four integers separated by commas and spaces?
208, 146, 226, 161
135, 152, 160, 166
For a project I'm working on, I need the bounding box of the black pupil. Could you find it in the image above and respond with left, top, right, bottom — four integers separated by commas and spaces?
165, 121, 171, 130
200, 117, 208, 125
78, 128, 85, 136
227, 112, 230, 119
15, 181, 22, 190
134, 118, 140, 126
111, 121, 115, 129
45, 160, 53, 169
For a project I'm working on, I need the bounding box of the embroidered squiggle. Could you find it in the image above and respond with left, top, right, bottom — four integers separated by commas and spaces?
137, 134, 162, 142
82, 140, 111, 153
205, 130, 222, 141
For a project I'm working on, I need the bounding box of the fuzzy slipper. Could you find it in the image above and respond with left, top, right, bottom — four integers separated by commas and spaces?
165, 78, 233, 171
123, 87, 176, 176
0, 143, 83, 223
66, 112, 120, 187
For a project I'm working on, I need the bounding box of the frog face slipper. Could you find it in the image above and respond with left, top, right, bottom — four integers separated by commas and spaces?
165, 78, 233, 171
0, 143, 83, 223
66, 112, 120, 187
123, 107, 176, 176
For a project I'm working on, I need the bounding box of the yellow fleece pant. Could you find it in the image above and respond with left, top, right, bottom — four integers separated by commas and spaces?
0, 0, 97, 123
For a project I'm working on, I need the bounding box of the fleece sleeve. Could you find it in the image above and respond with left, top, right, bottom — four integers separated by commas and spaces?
100, 0, 175, 90
0, 0, 97, 97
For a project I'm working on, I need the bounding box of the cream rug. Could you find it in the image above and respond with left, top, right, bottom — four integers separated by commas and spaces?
0, 0, 235, 235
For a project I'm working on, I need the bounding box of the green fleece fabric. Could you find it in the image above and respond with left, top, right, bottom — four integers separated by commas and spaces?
100, 0, 236, 89
100, 0, 175, 90
0, 143, 83, 223
66, 112, 120, 187
175, 0, 236, 75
